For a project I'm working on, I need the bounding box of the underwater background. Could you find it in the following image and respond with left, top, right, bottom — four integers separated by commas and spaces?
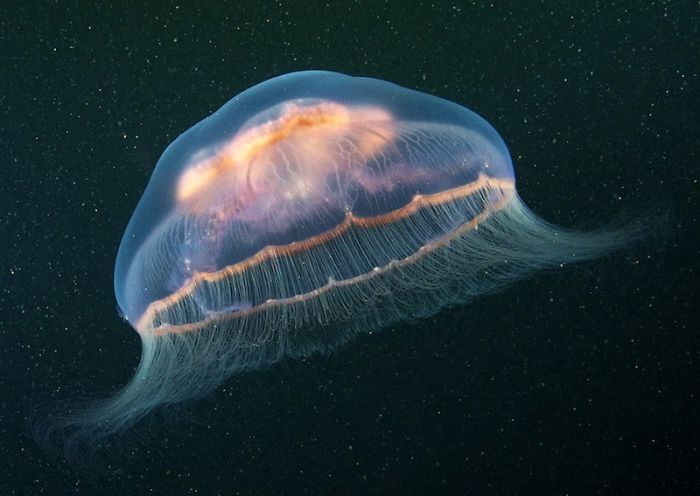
1, 1, 697, 494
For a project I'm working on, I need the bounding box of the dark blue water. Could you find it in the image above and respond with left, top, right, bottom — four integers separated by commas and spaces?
2, 2, 697, 494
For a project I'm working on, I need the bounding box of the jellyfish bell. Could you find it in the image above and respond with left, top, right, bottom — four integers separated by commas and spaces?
43, 71, 645, 451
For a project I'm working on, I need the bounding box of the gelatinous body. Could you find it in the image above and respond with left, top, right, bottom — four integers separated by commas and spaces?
48, 71, 644, 449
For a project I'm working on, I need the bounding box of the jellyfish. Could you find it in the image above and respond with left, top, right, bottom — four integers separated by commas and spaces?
42, 71, 645, 452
